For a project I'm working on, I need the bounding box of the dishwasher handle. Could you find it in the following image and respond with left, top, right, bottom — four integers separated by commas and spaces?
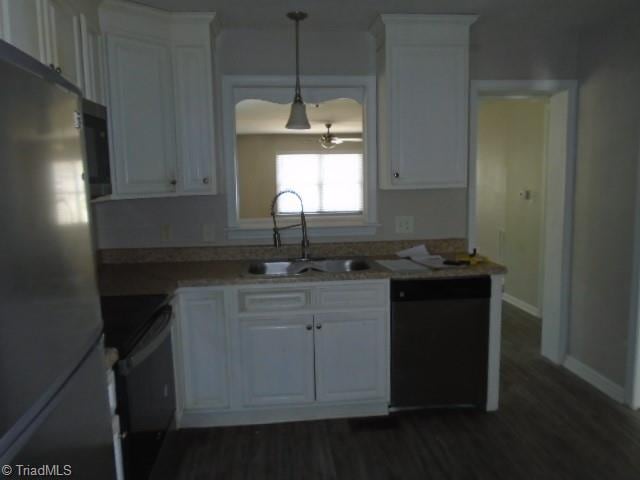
118, 305, 173, 376
391, 277, 491, 301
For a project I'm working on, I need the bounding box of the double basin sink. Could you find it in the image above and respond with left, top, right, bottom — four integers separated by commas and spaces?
248, 258, 371, 276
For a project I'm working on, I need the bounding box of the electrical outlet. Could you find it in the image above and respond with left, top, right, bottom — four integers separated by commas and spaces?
395, 216, 415, 234
202, 223, 216, 242
160, 224, 172, 242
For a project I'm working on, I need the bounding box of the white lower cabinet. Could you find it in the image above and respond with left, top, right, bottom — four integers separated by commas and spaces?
239, 314, 315, 407
174, 280, 390, 427
314, 311, 387, 403
175, 289, 229, 411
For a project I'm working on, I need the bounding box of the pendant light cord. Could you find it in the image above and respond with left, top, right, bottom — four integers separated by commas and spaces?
294, 17, 301, 101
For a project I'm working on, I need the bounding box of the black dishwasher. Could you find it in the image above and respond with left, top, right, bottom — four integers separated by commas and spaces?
390, 277, 491, 409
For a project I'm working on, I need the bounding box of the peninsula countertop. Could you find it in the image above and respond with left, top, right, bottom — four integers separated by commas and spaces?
97, 256, 507, 296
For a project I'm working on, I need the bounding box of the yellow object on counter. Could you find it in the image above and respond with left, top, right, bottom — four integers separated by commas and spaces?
454, 252, 488, 265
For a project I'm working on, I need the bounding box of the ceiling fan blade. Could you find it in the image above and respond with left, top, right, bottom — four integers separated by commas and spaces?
338, 138, 362, 142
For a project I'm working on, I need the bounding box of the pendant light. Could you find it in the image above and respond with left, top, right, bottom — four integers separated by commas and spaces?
285, 11, 310, 130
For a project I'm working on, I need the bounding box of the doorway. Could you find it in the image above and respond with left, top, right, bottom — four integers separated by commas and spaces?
468, 80, 578, 364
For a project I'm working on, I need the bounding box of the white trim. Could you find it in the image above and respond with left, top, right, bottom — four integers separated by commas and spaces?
503, 293, 540, 318
222, 75, 378, 240
226, 224, 379, 241
625, 133, 640, 408
0, 1, 9, 41
179, 401, 388, 428
468, 80, 578, 366
564, 355, 625, 403
486, 274, 504, 411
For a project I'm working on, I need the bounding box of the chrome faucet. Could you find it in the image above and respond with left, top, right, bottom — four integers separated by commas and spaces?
270, 190, 310, 260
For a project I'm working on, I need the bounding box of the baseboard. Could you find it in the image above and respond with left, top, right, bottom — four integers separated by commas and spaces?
563, 355, 625, 403
178, 401, 389, 428
503, 293, 540, 318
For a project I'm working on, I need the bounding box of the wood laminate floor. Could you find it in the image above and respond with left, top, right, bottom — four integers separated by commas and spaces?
152, 303, 640, 480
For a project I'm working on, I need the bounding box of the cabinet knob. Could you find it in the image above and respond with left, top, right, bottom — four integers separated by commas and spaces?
394, 172, 400, 178
316, 324, 322, 330
306, 325, 312, 331
202, 177, 209, 184
170, 179, 177, 186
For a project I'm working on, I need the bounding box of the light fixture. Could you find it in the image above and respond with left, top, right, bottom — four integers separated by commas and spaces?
319, 123, 364, 149
285, 12, 310, 130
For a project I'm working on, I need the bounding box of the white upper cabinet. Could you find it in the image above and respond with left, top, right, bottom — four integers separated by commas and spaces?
44, 0, 83, 88
172, 20, 217, 194
0, 0, 105, 98
100, 1, 218, 198
372, 15, 477, 189
80, 14, 105, 104
106, 34, 177, 195
0, 0, 46, 61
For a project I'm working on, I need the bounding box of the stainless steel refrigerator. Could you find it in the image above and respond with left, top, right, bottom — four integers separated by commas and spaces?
0, 40, 116, 478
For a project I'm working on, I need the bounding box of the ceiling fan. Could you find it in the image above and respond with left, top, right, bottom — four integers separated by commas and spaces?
318, 123, 362, 150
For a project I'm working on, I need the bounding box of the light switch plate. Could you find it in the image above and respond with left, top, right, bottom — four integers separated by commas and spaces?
395, 216, 414, 234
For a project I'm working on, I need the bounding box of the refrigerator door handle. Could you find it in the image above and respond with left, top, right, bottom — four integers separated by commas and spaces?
118, 307, 173, 376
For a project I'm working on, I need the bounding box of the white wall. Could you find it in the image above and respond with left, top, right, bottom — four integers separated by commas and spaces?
568, 20, 640, 386
476, 99, 547, 311
92, 20, 581, 249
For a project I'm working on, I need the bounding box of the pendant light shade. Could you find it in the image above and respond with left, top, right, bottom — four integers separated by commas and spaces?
286, 12, 310, 130
286, 98, 310, 129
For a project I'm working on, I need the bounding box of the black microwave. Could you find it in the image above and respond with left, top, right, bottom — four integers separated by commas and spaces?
82, 99, 112, 199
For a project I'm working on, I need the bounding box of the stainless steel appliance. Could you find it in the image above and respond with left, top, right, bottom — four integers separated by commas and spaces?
101, 295, 176, 480
390, 277, 491, 409
0, 40, 116, 478
82, 98, 112, 199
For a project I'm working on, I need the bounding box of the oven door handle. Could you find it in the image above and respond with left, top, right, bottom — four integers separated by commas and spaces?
118, 307, 173, 376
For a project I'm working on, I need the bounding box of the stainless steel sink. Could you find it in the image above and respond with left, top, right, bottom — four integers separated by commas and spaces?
247, 258, 371, 276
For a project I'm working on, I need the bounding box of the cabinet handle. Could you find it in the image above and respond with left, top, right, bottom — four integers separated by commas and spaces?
394, 172, 400, 178
306, 325, 312, 331
202, 177, 209, 184
170, 179, 177, 186
316, 324, 322, 330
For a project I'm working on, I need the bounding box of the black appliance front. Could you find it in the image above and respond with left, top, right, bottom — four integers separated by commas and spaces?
82, 99, 111, 199
390, 277, 491, 409
101, 296, 175, 480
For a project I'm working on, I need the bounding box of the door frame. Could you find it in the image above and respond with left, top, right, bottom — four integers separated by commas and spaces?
467, 79, 579, 364
625, 134, 640, 408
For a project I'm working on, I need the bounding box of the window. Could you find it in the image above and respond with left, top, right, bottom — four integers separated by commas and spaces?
276, 153, 363, 214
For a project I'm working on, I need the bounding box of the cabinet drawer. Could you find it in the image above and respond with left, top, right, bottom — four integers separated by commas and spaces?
238, 288, 311, 313
317, 283, 387, 309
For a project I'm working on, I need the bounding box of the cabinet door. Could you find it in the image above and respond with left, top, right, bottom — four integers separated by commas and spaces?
79, 14, 105, 104
173, 45, 216, 194
45, 0, 83, 88
314, 311, 387, 403
389, 44, 467, 188
176, 290, 229, 410
105, 35, 177, 195
239, 314, 315, 406
0, 0, 47, 62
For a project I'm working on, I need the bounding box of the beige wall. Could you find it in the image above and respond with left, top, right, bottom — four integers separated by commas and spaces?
477, 99, 547, 310
568, 20, 640, 386
237, 134, 362, 219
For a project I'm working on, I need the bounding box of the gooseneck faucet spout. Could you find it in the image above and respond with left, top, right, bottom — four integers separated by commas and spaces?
270, 190, 310, 260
